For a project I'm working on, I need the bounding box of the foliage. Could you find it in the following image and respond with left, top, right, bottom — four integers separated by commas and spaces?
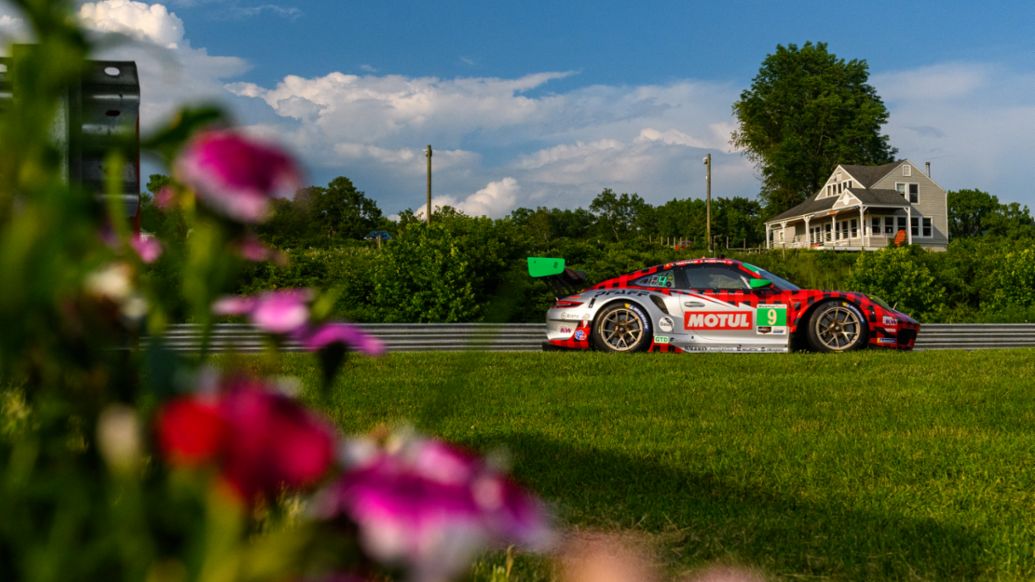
588, 188, 649, 242
254, 176, 388, 248
370, 209, 525, 323
847, 246, 944, 318
732, 42, 896, 214
948, 188, 1035, 239
989, 247, 1035, 310
0, 4, 551, 582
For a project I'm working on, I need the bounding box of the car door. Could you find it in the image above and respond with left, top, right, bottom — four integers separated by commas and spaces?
675, 264, 788, 352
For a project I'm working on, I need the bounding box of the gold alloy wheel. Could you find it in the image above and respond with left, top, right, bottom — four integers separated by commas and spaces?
814, 304, 863, 351
599, 306, 646, 352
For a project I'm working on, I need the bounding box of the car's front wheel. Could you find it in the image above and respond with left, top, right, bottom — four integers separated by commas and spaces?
806, 301, 867, 352
593, 303, 651, 353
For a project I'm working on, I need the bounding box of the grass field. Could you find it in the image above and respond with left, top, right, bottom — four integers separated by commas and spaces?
232, 349, 1035, 580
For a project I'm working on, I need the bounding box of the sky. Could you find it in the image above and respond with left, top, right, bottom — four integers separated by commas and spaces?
2, 0, 1034, 218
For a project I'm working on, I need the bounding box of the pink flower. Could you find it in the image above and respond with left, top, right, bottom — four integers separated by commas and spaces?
213, 289, 312, 334
236, 235, 286, 264
295, 323, 385, 356
314, 435, 553, 582
131, 233, 163, 263
153, 185, 176, 211
217, 379, 337, 500
154, 376, 338, 503
175, 130, 301, 223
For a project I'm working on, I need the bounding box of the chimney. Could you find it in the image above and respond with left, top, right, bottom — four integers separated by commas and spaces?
925, 161, 931, 177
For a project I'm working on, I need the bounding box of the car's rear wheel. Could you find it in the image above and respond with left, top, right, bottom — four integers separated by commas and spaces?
806, 301, 867, 352
593, 303, 651, 353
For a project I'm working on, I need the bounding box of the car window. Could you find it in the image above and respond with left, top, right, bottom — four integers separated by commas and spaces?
681, 265, 749, 290
633, 269, 674, 288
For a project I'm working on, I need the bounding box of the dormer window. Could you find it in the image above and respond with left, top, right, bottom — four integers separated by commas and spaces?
902, 164, 912, 177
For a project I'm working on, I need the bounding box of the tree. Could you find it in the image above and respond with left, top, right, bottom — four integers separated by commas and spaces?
732, 42, 896, 214
588, 188, 648, 242
948, 188, 1035, 239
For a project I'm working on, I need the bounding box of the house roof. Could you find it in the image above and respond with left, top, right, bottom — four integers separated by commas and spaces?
839, 161, 904, 188
767, 187, 908, 223
768, 195, 836, 222
852, 188, 910, 207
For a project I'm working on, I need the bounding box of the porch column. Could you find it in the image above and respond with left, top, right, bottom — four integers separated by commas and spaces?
765, 223, 771, 249
907, 206, 913, 245
804, 216, 811, 245
859, 206, 866, 249
832, 214, 836, 245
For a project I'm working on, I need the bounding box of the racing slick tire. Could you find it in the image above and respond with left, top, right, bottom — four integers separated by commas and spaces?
806, 301, 867, 352
592, 302, 651, 353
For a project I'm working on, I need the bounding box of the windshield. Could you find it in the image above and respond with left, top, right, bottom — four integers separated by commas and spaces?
749, 265, 800, 291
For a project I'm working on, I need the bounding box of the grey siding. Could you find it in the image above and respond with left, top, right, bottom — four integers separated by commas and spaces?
872, 161, 949, 249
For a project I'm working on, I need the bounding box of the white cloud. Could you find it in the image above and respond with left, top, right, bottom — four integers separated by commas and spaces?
79, 0, 185, 49
227, 69, 751, 211
420, 177, 521, 219
874, 62, 1035, 203
75, 1, 250, 130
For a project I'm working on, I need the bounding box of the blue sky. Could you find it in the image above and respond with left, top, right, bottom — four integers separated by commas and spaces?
2, 0, 1035, 216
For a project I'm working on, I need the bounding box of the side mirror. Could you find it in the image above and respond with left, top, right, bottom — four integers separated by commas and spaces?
749, 278, 773, 289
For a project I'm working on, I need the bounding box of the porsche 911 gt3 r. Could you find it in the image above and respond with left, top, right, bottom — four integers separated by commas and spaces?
529, 257, 919, 353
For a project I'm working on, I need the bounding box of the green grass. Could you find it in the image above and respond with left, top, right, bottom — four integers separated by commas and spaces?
238, 350, 1035, 580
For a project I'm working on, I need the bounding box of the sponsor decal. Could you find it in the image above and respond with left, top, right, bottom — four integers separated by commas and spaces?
574, 330, 586, 341
658, 316, 674, 332
558, 312, 582, 321
684, 311, 752, 330
653, 335, 671, 344
591, 290, 650, 298
559, 327, 573, 334
877, 337, 896, 344
755, 304, 788, 335
882, 315, 898, 326
684, 345, 788, 353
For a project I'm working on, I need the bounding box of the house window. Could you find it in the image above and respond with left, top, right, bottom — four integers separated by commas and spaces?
896, 183, 919, 203
903, 164, 912, 177
824, 223, 832, 241
871, 217, 881, 235
897, 216, 907, 233
850, 218, 858, 238
838, 220, 849, 240
884, 218, 894, 235
923, 218, 932, 237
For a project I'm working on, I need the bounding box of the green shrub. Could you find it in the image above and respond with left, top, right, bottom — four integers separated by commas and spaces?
847, 246, 946, 319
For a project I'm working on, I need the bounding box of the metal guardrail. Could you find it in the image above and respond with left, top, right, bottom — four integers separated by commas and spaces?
150, 323, 1035, 352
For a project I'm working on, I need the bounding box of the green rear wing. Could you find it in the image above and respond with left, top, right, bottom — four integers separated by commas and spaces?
527, 257, 587, 298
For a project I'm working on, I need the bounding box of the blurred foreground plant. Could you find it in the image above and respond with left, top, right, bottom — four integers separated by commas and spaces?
0, 2, 552, 581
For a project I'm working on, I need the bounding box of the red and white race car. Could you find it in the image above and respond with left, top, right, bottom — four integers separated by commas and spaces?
530, 257, 919, 353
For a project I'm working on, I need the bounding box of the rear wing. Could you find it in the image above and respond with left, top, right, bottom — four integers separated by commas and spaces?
527, 257, 587, 299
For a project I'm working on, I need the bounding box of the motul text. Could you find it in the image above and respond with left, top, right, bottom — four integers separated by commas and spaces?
684, 311, 752, 330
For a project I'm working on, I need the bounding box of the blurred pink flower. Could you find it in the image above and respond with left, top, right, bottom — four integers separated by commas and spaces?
213, 289, 312, 334
175, 130, 301, 222
155, 377, 338, 503
295, 322, 385, 356
314, 435, 552, 582
218, 378, 337, 501
236, 235, 287, 265
130, 233, 163, 263
153, 185, 176, 210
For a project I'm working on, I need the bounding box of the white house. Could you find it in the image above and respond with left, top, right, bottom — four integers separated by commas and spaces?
765, 160, 948, 251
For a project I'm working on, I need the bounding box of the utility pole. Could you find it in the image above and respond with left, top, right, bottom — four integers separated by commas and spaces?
703, 153, 712, 254
425, 144, 432, 224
